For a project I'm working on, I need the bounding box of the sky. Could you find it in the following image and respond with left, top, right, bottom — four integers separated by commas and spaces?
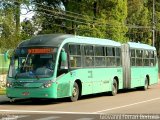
20, 2, 65, 22
20, 5, 34, 22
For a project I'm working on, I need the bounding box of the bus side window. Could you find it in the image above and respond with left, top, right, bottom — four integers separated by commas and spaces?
150, 51, 154, 66
115, 47, 121, 66
84, 45, 94, 67
95, 46, 105, 67
154, 51, 157, 66
106, 47, 115, 66
69, 44, 82, 68
136, 50, 143, 66
143, 50, 150, 66
70, 56, 77, 68
130, 49, 135, 66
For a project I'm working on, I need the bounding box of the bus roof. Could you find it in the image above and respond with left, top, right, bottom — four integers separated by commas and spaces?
128, 42, 156, 50
18, 34, 73, 47
18, 34, 121, 48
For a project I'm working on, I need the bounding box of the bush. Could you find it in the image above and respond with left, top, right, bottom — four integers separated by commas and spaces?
0, 74, 7, 89
0, 89, 6, 95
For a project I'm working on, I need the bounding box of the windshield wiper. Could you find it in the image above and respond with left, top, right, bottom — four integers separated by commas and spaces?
29, 71, 39, 80
35, 74, 39, 80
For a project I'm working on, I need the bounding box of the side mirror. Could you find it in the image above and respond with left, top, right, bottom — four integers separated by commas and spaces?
61, 50, 67, 62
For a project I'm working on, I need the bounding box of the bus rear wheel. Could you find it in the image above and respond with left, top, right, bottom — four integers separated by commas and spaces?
110, 79, 118, 96
70, 82, 79, 102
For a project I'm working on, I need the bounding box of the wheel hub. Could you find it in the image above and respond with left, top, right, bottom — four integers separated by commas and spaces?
72, 87, 77, 97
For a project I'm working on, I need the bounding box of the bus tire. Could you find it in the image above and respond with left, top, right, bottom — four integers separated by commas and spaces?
143, 78, 149, 90
110, 79, 118, 96
70, 82, 79, 102
31, 98, 39, 103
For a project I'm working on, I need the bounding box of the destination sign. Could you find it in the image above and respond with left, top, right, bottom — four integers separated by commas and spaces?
28, 48, 53, 54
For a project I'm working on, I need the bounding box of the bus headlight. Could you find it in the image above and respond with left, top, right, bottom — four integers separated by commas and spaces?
6, 82, 13, 88
44, 83, 51, 88
43, 82, 52, 88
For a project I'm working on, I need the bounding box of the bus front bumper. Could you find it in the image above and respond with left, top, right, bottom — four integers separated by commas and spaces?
6, 86, 57, 99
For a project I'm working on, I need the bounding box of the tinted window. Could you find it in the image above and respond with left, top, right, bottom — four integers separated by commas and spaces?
131, 49, 135, 57
116, 48, 121, 57
84, 46, 94, 56
69, 44, 82, 68
95, 46, 105, 56
69, 45, 81, 55
84, 45, 94, 67
95, 46, 105, 67
136, 50, 143, 58
106, 47, 115, 56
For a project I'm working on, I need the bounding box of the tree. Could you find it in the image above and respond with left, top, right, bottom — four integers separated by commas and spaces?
0, 0, 30, 52
21, 19, 35, 40
0, 1, 17, 51
63, 0, 128, 42
127, 0, 151, 44
32, 0, 66, 34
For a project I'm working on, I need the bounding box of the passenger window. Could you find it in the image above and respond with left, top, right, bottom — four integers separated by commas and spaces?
136, 50, 143, 66
69, 45, 81, 55
85, 46, 94, 56
115, 48, 121, 66
106, 47, 115, 56
116, 48, 121, 57
106, 47, 116, 66
143, 50, 150, 66
95, 46, 105, 67
149, 51, 155, 66
69, 44, 82, 68
131, 49, 135, 57
84, 46, 94, 67
136, 50, 143, 58
95, 46, 105, 56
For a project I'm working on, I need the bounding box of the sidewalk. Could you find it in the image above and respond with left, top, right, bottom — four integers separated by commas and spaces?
0, 95, 10, 103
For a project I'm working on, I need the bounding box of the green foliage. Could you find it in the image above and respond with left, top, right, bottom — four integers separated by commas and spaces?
0, 0, 22, 52
63, 0, 128, 42
127, 0, 151, 44
1, 0, 160, 51
0, 5, 18, 51
21, 19, 36, 40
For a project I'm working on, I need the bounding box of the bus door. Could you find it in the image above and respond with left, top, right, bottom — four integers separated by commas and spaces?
56, 49, 71, 98
131, 49, 143, 87
82, 45, 94, 95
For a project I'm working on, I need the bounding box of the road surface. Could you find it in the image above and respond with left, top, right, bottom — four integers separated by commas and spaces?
0, 84, 160, 119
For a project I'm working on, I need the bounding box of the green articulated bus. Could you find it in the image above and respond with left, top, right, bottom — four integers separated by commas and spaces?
6, 34, 158, 102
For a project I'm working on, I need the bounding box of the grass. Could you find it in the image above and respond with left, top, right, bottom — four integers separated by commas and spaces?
0, 89, 6, 95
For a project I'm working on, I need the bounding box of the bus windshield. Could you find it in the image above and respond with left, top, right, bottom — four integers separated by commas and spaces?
8, 48, 57, 79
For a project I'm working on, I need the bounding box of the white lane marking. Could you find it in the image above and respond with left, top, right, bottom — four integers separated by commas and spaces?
76, 118, 94, 120
93, 97, 160, 113
17, 115, 28, 117
17, 115, 29, 119
0, 110, 94, 114
1, 97, 160, 114
35, 116, 60, 120
0, 115, 29, 120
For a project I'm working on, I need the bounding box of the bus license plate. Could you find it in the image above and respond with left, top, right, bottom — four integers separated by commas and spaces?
22, 92, 29, 96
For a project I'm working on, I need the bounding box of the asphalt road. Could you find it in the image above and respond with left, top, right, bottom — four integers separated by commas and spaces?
0, 84, 160, 120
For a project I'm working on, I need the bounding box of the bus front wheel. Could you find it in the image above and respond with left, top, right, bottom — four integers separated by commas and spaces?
110, 79, 118, 96
70, 82, 79, 102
